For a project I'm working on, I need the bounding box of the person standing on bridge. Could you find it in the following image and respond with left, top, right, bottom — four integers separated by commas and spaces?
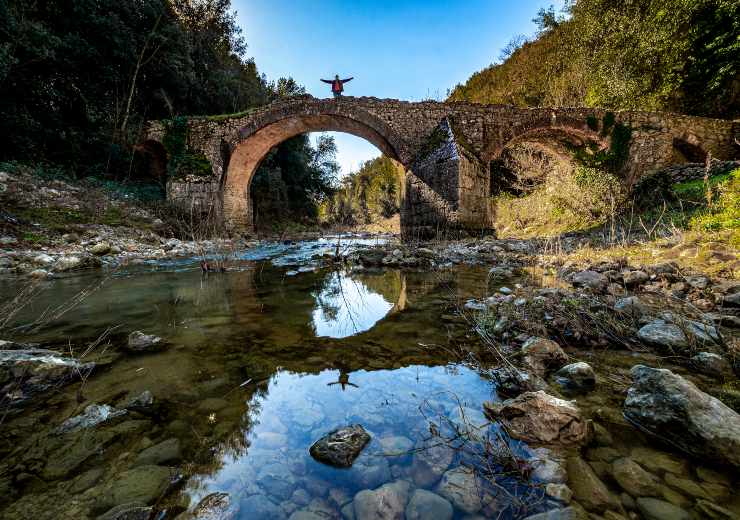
321, 74, 353, 98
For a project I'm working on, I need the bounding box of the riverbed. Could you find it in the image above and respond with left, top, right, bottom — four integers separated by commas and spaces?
0, 238, 737, 519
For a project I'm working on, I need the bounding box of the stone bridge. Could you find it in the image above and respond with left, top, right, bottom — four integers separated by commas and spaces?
142, 96, 738, 238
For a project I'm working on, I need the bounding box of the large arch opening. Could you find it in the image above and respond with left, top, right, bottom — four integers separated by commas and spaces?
223, 113, 406, 233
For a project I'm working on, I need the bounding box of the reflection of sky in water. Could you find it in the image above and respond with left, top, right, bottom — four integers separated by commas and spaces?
184, 365, 496, 515
312, 271, 394, 338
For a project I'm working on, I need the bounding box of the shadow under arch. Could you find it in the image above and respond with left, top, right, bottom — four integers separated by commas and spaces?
222, 105, 410, 232
488, 125, 607, 197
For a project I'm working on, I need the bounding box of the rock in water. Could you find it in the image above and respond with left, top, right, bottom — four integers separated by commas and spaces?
636, 497, 690, 520
691, 352, 733, 379
0, 348, 94, 404
554, 362, 596, 393
492, 366, 546, 397
126, 331, 163, 352
484, 391, 589, 446
56, 403, 127, 434
405, 489, 453, 520
309, 424, 370, 467
521, 337, 568, 376
435, 467, 482, 514
624, 365, 740, 468
353, 480, 411, 520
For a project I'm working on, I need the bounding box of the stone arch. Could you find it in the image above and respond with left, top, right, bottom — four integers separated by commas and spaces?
487, 123, 607, 196
222, 102, 409, 231
672, 135, 708, 163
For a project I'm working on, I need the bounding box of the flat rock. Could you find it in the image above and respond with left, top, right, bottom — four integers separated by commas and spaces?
99, 465, 173, 510
56, 403, 126, 434
566, 456, 619, 512
571, 270, 608, 292
309, 424, 370, 467
134, 438, 181, 467
691, 352, 733, 379
484, 391, 588, 446
624, 365, 740, 467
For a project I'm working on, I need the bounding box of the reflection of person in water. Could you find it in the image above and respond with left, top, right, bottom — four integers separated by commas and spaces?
327, 370, 358, 390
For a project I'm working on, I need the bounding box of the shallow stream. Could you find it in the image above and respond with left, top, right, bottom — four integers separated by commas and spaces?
0, 238, 737, 519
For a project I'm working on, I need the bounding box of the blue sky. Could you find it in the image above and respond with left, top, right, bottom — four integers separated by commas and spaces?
233, 0, 563, 175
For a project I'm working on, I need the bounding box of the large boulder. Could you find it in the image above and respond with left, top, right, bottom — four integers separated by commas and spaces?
484, 391, 589, 447
623, 365, 740, 468
521, 337, 568, 376
309, 424, 370, 468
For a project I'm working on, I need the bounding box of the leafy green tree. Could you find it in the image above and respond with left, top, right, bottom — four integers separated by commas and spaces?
449, 0, 739, 118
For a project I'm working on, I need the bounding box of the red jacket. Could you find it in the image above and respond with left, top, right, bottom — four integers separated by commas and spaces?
321, 77, 353, 93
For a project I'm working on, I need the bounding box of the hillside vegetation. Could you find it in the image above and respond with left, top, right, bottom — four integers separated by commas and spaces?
449, 0, 739, 119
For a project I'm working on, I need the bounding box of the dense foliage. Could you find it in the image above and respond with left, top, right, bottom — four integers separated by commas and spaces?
449, 0, 739, 119
320, 156, 404, 226
0, 0, 273, 176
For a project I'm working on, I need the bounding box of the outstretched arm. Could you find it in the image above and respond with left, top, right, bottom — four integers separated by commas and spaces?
320, 79, 333, 84
341, 77, 354, 83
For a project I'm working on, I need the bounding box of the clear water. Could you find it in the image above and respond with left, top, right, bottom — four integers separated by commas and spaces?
0, 240, 737, 519
1, 240, 530, 519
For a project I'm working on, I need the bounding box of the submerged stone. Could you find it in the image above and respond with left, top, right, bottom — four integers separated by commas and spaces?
56, 403, 127, 434
126, 331, 164, 352
353, 480, 411, 520
405, 489, 453, 520
309, 424, 370, 468
554, 362, 596, 393
636, 497, 690, 520
435, 466, 482, 514
98, 465, 173, 511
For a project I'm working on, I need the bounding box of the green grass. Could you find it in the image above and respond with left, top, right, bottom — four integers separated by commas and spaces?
672, 172, 732, 203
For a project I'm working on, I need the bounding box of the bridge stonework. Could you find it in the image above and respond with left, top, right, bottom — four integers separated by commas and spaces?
143, 96, 737, 238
